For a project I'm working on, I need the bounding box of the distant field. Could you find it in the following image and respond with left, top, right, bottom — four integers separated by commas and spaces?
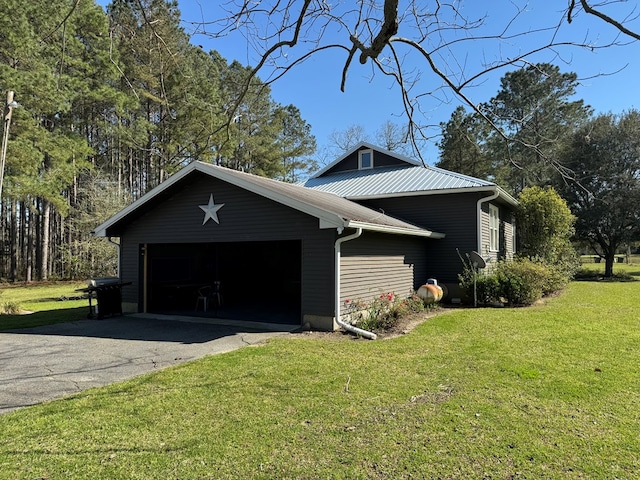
580, 253, 640, 264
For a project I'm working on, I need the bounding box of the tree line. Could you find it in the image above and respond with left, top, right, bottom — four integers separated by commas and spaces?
0, 0, 316, 282
437, 63, 640, 277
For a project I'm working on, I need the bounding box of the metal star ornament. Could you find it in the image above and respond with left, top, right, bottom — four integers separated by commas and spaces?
199, 194, 225, 225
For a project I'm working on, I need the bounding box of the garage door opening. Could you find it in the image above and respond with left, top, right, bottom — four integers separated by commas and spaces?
144, 240, 301, 324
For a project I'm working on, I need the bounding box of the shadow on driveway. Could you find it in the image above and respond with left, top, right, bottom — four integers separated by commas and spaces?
0, 315, 295, 414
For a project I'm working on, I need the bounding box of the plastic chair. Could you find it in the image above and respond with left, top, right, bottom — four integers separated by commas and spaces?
211, 281, 223, 308
195, 285, 213, 311
194, 282, 223, 312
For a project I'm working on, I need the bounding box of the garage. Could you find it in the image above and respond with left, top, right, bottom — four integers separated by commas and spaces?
145, 240, 302, 324
94, 162, 440, 331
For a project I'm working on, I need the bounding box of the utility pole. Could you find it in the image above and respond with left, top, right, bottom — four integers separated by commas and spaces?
0, 90, 19, 202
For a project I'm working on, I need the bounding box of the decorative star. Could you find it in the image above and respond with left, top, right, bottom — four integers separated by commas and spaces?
199, 194, 225, 225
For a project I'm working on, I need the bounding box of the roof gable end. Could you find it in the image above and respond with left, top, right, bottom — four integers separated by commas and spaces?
94, 162, 444, 239
310, 142, 421, 179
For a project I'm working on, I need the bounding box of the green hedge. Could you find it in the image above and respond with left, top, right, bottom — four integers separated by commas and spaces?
459, 258, 570, 307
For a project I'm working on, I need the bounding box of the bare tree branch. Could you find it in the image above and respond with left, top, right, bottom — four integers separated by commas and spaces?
189, 0, 640, 167
570, 0, 640, 41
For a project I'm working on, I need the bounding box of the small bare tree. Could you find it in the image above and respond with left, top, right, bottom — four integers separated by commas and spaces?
193, 1, 639, 163
328, 124, 369, 153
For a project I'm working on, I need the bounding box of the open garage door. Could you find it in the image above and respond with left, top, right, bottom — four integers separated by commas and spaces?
145, 240, 301, 325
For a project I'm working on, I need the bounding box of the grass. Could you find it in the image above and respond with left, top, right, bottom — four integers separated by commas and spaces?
0, 269, 639, 478
0, 281, 88, 330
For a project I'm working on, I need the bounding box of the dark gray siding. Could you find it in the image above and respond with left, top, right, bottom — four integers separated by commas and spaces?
358, 192, 486, 285
340, 231, 430, 304
322, 147, 412, 176
358, 193, 517, 284
118, 172, 335, 319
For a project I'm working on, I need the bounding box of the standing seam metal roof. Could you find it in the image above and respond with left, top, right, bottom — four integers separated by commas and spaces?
300, 164, 497, 198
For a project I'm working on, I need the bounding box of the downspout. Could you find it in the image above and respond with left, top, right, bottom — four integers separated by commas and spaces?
108, 237, 121, 277
476, 189, 500, 255
334, 227, 377, 340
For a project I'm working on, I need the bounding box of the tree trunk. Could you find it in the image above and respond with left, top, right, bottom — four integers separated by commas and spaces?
20, 201, 27, 281
41, 200, 50, 281
26, 205, 34, 283
604, 251, 615, 277
10, 199, 17, 282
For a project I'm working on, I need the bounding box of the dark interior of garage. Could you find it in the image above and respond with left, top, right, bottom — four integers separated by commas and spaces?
145, 240, 301, 324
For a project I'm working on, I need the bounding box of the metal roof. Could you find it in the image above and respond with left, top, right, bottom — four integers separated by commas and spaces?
94, 162, 445, 239
301, 164, 499, 198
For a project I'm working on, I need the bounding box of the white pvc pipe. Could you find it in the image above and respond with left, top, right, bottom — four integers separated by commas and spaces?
334, 227, 377, 340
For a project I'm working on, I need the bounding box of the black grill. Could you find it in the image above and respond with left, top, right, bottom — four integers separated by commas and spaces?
79, 278, 131, 319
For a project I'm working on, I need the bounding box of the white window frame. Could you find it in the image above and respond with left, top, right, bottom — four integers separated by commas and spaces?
358, 149, 373, 170
489, 204, 499, 252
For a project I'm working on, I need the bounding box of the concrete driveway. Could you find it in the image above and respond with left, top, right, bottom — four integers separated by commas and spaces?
0, 315, 294, 414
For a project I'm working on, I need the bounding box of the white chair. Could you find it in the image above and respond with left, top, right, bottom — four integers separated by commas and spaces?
195, 285, 213, 311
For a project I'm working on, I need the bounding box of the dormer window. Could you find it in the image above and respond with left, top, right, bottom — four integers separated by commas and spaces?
358, 149, 373, 170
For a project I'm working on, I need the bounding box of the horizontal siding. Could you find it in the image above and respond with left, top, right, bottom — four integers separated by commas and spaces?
358, 193, 516, 286
301, 232, 335, 317
118, 174, 335, 317
340, 232, 428, 306
480, 203, 497, 271
359, 192, 482, 284
480, 202, 516, 272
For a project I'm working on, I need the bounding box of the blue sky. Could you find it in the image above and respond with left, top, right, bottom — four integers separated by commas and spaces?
99, 1, 640, 164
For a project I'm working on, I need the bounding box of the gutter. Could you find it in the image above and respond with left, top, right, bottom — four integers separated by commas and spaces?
334, 227, 377, 340
476, 189, 500, 255
347, 221, 445, 239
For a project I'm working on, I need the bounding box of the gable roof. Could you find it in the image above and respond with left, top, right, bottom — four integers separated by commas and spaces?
94, 161, 445, 239
302, 145, 517, 206
311, 141, 422, 178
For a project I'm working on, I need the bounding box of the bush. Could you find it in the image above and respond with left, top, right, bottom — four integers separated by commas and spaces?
516, 186, 579, 287
2, 301, 22, 315
459, 258, 564, 307
495, 258, 549, 306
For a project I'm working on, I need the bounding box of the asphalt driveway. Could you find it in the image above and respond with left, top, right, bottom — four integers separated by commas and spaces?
0, 315, 294, 414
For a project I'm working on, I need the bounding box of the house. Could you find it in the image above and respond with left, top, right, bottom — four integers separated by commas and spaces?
93, 161, 444, 332
94, 143, 516, 331
300, 142, 518, 290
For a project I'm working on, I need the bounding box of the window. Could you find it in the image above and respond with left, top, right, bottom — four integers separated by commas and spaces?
358, 149, 373, 169
489, 204, 499, 252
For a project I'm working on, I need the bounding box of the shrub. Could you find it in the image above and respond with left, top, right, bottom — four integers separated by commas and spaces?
476, 274, 502, 305
458, 257, 501, 305
516, 186, 580, 285
2, 301, 22, 315
459, 250, 571, 307
495, 258, 549, 306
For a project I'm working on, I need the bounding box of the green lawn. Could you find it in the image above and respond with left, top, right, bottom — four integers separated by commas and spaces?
0, 270, 639, 478
0, 281, 88, 330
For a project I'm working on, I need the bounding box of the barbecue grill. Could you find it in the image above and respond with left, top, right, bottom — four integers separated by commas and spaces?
78, 277, 131, 319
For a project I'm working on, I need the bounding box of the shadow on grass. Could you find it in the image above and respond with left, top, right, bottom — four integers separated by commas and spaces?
0, 307, 88, 332
36, 295, 88, 303
573, 273, 638, 282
